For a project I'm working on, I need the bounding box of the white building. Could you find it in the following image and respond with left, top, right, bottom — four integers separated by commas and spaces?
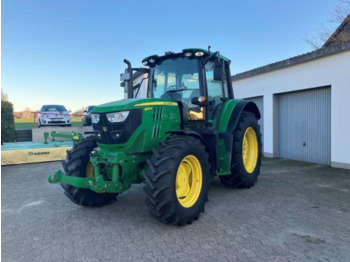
232, 17, 350, 169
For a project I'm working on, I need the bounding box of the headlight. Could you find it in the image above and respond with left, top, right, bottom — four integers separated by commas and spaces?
91, 114, 100, 124
106, 111, 129, 123
195, 51, 204, 57
45, 114, 50, 118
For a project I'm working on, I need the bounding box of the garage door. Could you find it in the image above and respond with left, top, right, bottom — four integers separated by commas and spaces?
279, 87, 331, 165
246, 96, 264, 152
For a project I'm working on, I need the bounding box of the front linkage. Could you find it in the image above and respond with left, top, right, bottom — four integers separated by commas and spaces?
48, 146, 149, 194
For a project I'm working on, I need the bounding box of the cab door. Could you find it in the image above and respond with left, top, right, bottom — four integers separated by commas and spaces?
204, 60, 230, 122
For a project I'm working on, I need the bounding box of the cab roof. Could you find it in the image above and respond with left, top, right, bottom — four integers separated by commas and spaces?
142, 48, 230, 65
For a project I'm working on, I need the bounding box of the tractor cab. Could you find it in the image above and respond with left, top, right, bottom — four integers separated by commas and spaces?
122, 48, 233, 128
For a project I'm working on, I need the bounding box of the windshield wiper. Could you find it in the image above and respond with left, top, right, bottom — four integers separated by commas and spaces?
166, 88, 196, 93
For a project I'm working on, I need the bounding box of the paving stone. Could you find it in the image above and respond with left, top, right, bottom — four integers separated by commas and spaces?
2, 158, 350, 261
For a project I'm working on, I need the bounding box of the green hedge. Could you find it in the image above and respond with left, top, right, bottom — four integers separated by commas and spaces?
1, 100, 16, 142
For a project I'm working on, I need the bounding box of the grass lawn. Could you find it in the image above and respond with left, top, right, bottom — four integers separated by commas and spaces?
15, 117, 82, 130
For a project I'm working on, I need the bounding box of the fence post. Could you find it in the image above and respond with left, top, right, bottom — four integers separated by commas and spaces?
33, 112, 37, 128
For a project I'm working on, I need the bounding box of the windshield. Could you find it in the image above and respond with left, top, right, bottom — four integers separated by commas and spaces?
42, 105, 67, 112
151, 57, 204, 121
151, 57, 200, 99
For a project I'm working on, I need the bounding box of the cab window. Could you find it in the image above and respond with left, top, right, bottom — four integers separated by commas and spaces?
205, 61, 228, 119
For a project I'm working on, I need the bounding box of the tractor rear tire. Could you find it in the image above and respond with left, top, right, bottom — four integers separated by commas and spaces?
61, 136, 118, 207
220, 111, 262, 188
144, 136, 211, 225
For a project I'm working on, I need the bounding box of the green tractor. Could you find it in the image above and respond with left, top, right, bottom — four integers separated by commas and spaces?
48, 48, 262, 225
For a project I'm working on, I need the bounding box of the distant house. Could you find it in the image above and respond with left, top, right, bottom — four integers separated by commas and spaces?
13, 112, 22, 119
323, 14, 350, 47
232, 16, 350, 169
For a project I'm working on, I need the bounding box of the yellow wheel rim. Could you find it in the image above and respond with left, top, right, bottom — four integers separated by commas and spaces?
176, 155, 203, 208
242, 127, 258, 173
86, 161, 105, 193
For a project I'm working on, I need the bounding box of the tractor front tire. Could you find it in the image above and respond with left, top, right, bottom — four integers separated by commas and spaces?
144, 136, 211, 225
61, 137, 118, 207
220, 111, 262, 188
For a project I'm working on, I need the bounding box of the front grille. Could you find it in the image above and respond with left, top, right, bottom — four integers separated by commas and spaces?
48, 121, 65, 124
93, 109, 143, 144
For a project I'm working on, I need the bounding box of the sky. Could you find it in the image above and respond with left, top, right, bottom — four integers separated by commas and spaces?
1, 0, 342, 112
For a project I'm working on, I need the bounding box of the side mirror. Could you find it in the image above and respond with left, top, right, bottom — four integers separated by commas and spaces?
213, 58, 224, 81
68, 110, 72, 113
84, 110, 87, 113
120, 73, 130, 81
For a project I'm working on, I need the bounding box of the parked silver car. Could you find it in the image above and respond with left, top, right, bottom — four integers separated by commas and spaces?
37, 105, 71, 127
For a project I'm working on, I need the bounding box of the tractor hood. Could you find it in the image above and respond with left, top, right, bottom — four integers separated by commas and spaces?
91, 98, 178, 113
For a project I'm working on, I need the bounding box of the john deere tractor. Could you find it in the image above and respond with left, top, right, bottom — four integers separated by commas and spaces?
48, 48, 262, 225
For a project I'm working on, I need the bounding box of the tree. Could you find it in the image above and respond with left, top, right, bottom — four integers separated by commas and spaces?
333, 0, 350, 22
1, 100, 16, 143
22, 107, 33, 118
306, 0, 350, 49
73, 107, 85, 116
1, 88, 8, 101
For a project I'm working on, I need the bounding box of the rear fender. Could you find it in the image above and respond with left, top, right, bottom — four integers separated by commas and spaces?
215, 99, 261, 175
216, 99, 261, 133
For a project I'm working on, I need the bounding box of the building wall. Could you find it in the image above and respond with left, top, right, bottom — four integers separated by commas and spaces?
232, 50, 350, 168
